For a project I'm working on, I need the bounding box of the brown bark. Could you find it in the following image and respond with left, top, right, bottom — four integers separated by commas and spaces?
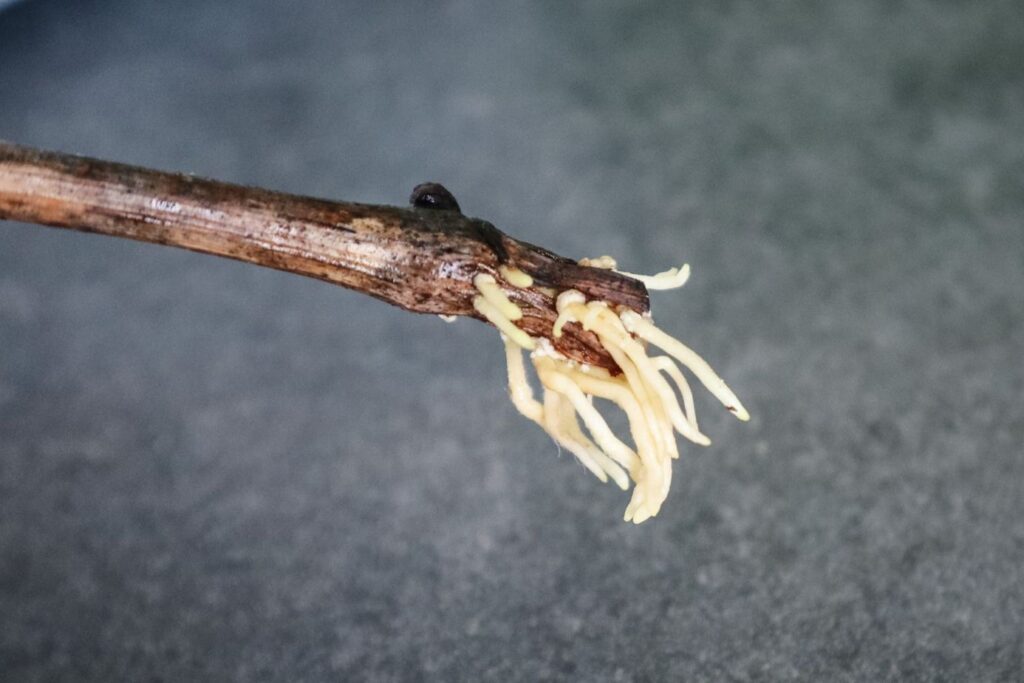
0, 141, 649, 370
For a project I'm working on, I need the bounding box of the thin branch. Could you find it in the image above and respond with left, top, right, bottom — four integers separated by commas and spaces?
0, 141, 648, 370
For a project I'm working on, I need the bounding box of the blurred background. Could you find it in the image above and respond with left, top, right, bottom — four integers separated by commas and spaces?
1, 1, 1022, 680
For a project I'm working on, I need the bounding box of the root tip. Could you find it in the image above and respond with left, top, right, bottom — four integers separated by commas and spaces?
728, 405, 751, 422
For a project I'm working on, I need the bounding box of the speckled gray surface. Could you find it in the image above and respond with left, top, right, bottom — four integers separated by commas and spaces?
1, 1, 1023, 681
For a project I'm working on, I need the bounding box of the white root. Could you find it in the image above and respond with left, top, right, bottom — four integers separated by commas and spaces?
481, 261, 747, 523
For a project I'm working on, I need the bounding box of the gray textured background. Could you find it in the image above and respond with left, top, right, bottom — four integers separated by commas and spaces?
2, 1, 1023, 681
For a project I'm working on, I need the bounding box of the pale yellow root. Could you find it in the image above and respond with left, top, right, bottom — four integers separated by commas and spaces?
474, 273, 522, 321
615, 264, 691, 290
480, 260, 747, 523
474, 295, 534, 350
619, 310, 749, 421
499, 265, 534, 288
